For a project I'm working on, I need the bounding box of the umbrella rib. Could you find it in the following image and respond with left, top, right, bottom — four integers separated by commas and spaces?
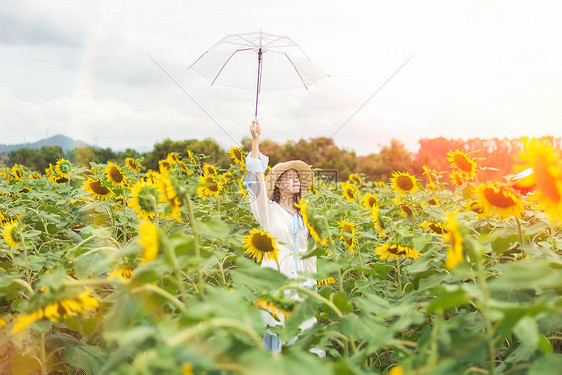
210, 48, 254, 85
282, 52, 309, 89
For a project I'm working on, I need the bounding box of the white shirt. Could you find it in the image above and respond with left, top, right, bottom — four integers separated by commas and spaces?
244, 152, 318, 328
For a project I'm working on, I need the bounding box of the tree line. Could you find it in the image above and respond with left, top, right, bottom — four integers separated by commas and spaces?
5, 136, 561, 183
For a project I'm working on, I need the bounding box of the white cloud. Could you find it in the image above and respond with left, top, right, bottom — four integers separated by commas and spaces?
1, 0, 561, 157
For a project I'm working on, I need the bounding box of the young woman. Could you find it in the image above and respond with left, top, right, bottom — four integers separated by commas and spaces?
243, 120, 323, 355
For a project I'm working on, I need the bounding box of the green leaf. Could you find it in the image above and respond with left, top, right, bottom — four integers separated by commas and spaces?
332, 292, 353, 314
63, 342, 108, 375
9, 354, 41, 375
513, 315, 539, 353
427, 286, 470, 314
230, 256, 288, 292
488, 259, 562, 290
529, 354, 562, 375
194, 215, 230, 239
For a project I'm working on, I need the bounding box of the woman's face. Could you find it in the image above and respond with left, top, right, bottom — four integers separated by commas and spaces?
276, 169, 301, 194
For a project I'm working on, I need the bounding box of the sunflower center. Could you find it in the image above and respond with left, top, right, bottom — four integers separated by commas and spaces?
208, 183, 219, 192
453, 154, 473, 172
109, 167, 124, 183
234, 149, 241, 160
534, 154, 561, 202
387, 244, 404, 255
429, 223, 445, 234
90, 180, 110, 195
128, 160, 138, 170
483, 187, 516, 208
401, 205, 412, 216
251, 233, 275, 252
396, 176, 414, 191
368, 197, 377, 208
345, 189, 354, 199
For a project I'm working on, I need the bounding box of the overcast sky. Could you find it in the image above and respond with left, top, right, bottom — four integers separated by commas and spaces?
1, 0, 561, 155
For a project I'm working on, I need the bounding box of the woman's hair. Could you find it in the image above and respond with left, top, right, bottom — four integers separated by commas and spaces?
271, 170, 311, 239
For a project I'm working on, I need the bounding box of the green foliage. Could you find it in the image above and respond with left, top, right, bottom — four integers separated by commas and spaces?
0, 146, 561, 375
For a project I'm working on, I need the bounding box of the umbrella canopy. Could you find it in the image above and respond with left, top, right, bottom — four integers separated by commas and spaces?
188, 31, 328, 117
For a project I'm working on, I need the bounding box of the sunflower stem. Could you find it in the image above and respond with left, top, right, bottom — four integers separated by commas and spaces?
395, 256, 403, 296
278, 285, 343, 318
168, 317, 263, 348
131, 284, 186, 313
184, 192, 205, 295
515, 216, 524, 245
323, 215, 344, 293
122, 186, 128, 244
39, 330, 47, 375
474, 245, 497, 375
20, 236, 32, 286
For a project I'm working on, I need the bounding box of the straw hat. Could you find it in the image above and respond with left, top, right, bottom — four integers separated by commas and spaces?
265, 160, 313, 200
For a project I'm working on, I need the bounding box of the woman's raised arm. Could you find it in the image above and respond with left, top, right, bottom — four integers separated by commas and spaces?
250, 120, 261, 159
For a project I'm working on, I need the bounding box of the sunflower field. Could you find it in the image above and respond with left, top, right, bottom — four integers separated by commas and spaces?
1, 139, 561, 375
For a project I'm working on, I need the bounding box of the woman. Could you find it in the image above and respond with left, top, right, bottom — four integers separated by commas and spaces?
244, 120, 323, 355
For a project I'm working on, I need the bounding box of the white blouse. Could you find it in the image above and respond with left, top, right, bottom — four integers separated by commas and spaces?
244, 152, 318, 328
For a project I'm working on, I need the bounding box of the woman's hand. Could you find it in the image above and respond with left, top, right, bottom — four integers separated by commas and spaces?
250, 120, 261, 140
250, 120, 261, 159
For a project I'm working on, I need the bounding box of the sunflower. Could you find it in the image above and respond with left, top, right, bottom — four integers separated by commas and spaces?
390, 171, 418, 195
388, 366, 404, 375
317, 276, 336, 286
104, 162, 126, 187
254, 295, 294, 320
348, 173, 363, 184
228, 146, 244, 165
156, 173, 182, 220
182, 363, 194, 375
129, 180, 159, 220
197, 174, 222, 200
203, 163, 217, 175
476, 182, 524, 219
341, 182, 359, 201
145, 170, 159, 185
83, 178, 115, 200
339, 219, 358, 253
295, 199, 328, 246
159, 159, 172, 174
138, 220, 159, 264
360, 193, 379, 211
166, 152, 179, 164
443, 212, 464, 270
237, 180, 249, 200
11, 290, 98, 334
426, 198, 439, 206
423, 165, 437, 187
179, 161, 193, 175
371, 206, 387, 238
242, 228, 280, 263
310, 181, 318, 195
447, 149, 478, 179
125, 158, 140, 173
420, 221, 447, 235
55, 159, 73, 179
393, 198, 413, 218
187, 149, 198, 165
108, 267, 135, 280
515, 138, 562, 221
3, 221, 22, 248
11, 165, 24, 181
450, 170, 465, 187
375, 243, 419, 261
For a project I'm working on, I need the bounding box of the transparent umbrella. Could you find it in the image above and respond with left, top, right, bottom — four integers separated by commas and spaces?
188, 30, 328, 119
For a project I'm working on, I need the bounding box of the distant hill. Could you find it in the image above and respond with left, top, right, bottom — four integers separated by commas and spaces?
0, 134, 95, 154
